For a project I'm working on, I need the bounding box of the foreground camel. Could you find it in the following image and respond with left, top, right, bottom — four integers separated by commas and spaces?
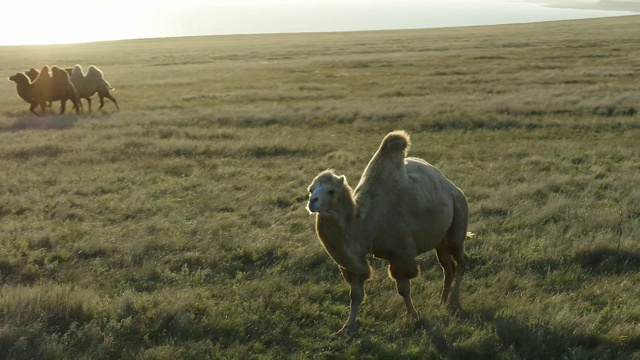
25, 67, 73, 108
9, 65, 80, 116
306, 130, 470, 334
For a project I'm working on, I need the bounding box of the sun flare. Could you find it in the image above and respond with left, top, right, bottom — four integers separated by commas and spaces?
0, 1, 161, 45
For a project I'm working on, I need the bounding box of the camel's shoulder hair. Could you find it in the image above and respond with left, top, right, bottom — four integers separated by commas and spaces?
354, 130, 411, 215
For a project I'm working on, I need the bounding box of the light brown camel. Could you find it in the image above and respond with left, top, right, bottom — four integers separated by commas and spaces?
69, 64, 119, 112
306, 130, 470, 334
9, 65, 80, 116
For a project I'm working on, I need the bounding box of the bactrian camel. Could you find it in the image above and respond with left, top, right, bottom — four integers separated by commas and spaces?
306, 130, 471, 334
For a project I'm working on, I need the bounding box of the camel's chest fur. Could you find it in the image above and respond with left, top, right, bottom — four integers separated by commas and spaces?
315, 215, 370, 274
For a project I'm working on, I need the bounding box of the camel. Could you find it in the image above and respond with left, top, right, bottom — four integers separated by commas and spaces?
24, 67, 70, 108
8, 65, 80, 116
306, 130, 470, 334
68, 64, 119, 112
25, 68, 40, 82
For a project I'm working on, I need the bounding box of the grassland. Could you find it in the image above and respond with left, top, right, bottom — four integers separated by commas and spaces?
0, 15, 639, 359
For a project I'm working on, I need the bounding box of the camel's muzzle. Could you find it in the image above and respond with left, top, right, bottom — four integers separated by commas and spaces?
307, 196, 321, 213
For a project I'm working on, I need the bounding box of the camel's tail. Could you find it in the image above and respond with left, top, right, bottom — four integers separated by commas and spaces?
98, 78, 115, 91
378, 130, 411, 158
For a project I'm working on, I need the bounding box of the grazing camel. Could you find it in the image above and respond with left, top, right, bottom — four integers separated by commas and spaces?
306, 130, 470, 334
8, 65, 80, 116
69, 64, 119, 112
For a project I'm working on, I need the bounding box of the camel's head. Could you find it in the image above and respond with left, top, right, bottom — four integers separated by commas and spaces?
307, 170, 347, 214
8, 72, 29, 85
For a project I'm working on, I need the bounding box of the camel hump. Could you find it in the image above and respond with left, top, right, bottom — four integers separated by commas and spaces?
86, 65, 104, 80
378, 130, 411, 158
71, 64, 84, 77
34, 65, 52, 84
51, 66, 67, 77
26, 68, 39, 81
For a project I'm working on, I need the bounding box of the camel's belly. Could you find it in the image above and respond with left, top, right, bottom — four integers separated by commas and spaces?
370, 210, 451, 260
412, 223, 450, 254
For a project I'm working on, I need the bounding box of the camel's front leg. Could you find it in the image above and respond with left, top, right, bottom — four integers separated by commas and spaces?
59, 100, 67, 115
30, 101, 42, 117
396, 279, 419, 318
337, 268, 368, 335
389, 261, 420, 318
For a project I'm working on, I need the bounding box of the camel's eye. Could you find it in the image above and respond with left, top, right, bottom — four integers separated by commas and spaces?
328, 189, 335, 195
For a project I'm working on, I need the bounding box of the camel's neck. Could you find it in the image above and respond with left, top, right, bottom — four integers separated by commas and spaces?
15, 83, 33, 103
315, 203, 370, 274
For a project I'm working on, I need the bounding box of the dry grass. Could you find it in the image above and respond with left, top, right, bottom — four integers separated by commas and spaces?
0, 15, 639, 359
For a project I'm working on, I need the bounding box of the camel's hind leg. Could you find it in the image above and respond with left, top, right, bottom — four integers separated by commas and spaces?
448, 245, 467, 307
435, 241, 455, 305
446, 188, 470, 307
98, 92, 119, 111
85, 97, 92, 112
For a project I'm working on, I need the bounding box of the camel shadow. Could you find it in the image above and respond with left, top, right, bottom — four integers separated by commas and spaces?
5, 114, 78, 131
573, 245, 640, 275
85, 111, 115, 120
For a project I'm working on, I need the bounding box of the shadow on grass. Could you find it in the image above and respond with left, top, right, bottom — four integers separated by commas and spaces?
413, 305, 638, 360
492, 315, 617, 359
573, 245, 640, 275
3, 115, 78, 131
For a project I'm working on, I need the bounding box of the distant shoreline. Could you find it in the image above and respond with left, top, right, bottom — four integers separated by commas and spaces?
1, 2, 637, 47
529, 0, 640, 12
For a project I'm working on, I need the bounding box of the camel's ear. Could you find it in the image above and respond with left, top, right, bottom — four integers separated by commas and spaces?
337, 176, 345, 185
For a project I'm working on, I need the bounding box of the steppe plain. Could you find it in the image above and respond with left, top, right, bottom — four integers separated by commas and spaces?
0, 15, 639, 359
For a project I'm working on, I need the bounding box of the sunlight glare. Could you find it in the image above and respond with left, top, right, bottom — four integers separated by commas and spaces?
0, 1, 161, 45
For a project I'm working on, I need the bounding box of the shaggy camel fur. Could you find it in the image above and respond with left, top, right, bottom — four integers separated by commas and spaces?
8, 65, 80, 116
307, 130, 470, 334
68, 64, 119, 112
26, 67, 72, 82
25, 67, 69, 107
